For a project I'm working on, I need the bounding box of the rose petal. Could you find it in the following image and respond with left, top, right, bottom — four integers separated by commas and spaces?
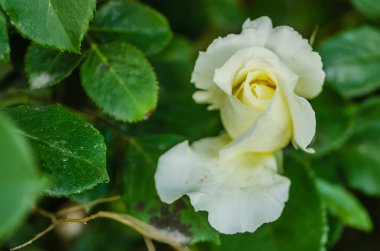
221, 89, 292, 157
191, 17, 273, 109
220, 95, 261, 139
214, 47, 279, 95
155, 135, 290, 234
242, 16, 273, 32
287, 95, 316, 153
266, 59, 316, 152
266, 26, 325, 99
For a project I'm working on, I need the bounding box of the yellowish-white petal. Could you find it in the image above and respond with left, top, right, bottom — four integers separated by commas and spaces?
265, 58, 317, 152
266, 26, 325, 99
221, 90, 292, 157
155, 135, 290, 234
242, 16, 273, 32
288, 95, 316, 153
191, 17, 273, 109
214, 47, 278, 95
220, 95, 261, 139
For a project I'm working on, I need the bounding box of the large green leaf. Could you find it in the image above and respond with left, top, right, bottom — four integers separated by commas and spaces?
90, 0, 172, 55
213, 156, 327, 251
350, 0, 380, 19
319, 26, 380, 98
122, 134, 220, 245
25, 44, 84, 89
1, 0, 96, 53
0, 9, 10, 63
310, 87, 354, 156
80, 41, 158, 122
336, 98, 380, 196
0, 113, 43, 240
316, 179, 372, 231
5, 104, 108, 197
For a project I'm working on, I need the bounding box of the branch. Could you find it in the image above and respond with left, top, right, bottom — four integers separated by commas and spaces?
11, 209, 191, 251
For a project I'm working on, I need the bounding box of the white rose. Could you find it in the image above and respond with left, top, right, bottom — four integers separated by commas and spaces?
155, 135, 290, 234
192, 16, 325, 155
155, 16, 324, 234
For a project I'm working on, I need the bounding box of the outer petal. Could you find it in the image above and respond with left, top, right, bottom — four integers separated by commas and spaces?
155, 135, 290, 234
266, 26, 325, 99
286, 95, 316, 153
191, 17, 273, 109
267, 59, 316, 152
221, 90, 292, 157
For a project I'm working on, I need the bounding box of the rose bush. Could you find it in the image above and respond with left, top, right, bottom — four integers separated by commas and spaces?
192, 16, 325, 155
155, 16, 325, 234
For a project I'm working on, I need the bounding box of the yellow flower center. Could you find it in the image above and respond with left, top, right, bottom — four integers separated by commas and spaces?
232, 69, 277, 111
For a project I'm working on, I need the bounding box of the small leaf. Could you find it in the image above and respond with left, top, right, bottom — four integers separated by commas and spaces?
5, 104, 108, 197
213, 156, 328, 251
0, 9, 10, 62
1, 0, 96, 53
80, 41, 158, 122
316, 179, 372, 231
336, 97, 380, 196
310, 87, 354, 156
350, 0, 380, 19
0, 113, 43, 240
122, 134, 220, 245
25, 44, 84, 89
319, 26, 380, 98
90, 0, 172, 55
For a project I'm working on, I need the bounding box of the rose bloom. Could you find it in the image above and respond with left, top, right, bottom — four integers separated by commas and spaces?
155, 17, 324, 234
193, 16, 325, 155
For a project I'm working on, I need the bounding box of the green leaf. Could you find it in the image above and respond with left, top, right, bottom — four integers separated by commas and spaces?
25, 44, 84, 90
319, 26, 380, 98
80, 41, 158, 122
336, 98, 380, 196
0, 9, 10, 62
122, 134, 220, 245
133, 37, 222, 140
1, 0, 96, 53
90, 0, 172, 55
4, 104, 108, 197
0, 113, 43, 240
350, 0, 380, 19
316, 179, 372, 231
310, 87, 354, 156
213, 156, 327, 251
